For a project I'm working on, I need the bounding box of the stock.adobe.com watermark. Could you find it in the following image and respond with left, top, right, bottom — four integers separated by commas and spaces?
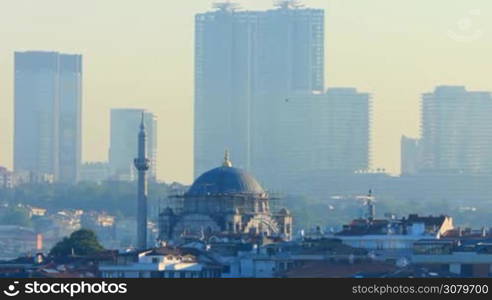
2, 281, 127, 298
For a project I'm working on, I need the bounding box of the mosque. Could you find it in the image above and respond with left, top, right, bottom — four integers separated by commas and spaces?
158, 152, 293, 242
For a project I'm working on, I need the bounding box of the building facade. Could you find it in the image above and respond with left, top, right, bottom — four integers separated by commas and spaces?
159, 153, 292, 242
99, 248, 223, 278
0, 226, 42, 261
14, 51, 82, 183
256, 1, 324, 96
253, 88, 371, 190
401, 136, 420, 176
194, 2, 325, 180
413, 240, 492, 277
335, 214, 454, 261
109, 109, 157, 181
194, 3, 259, 177
79, 162, 111, 183
420, 86, 492, 174
58, 54, 83, 183
0, 167, 14, 189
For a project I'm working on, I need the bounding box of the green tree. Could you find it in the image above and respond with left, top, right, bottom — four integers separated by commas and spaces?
50, 229, 105, 257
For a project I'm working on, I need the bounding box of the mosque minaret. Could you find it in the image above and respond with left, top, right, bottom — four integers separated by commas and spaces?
134, 113, 150, 250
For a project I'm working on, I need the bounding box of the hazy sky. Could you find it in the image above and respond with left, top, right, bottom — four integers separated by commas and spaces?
1, 0, 491, 184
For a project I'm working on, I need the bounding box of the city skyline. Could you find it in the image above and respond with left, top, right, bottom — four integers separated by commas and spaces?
1, 0, 491, 184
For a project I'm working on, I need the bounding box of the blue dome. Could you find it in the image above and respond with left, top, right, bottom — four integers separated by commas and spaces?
186, 166, 265, 196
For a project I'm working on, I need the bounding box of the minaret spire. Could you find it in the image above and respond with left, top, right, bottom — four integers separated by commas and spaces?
134, 112, 150, 250
140, 112, 145, 131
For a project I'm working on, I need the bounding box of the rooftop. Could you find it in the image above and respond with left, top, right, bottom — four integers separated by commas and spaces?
336, 214, 451, 236
186, 153, 266, 197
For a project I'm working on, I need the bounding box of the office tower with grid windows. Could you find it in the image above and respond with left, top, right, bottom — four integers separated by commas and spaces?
14, 51, 82, 183
420, 86, 492, 174
194, 1, 325, 182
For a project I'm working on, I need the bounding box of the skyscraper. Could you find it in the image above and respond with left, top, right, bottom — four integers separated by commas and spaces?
420, 86, 492, 174
109, 109, 157, 181
58, 54, 82, 183
401, 136, 420, 176
194, 3, 259, 177
257, 1, 324, 95
254, 88, 371, 189
14, 51, 82, 183
194, 1, 325, 179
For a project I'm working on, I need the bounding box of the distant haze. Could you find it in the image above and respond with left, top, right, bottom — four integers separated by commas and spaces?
1, 0, 491, 184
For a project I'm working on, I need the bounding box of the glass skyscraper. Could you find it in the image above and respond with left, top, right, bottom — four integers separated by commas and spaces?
194, 2, 325, 180
14, 51, 82, 183
420, 86, 492, 174
194, 3, 259, 177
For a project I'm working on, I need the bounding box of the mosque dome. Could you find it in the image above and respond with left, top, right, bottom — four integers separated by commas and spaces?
186, 151, 265, 197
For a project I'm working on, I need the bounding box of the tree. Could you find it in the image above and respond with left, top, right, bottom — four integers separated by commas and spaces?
50, 229, 105, 257
9, 181, 173, 219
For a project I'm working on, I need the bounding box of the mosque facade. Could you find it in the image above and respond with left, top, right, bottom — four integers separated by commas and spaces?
158, 152, 293, 242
